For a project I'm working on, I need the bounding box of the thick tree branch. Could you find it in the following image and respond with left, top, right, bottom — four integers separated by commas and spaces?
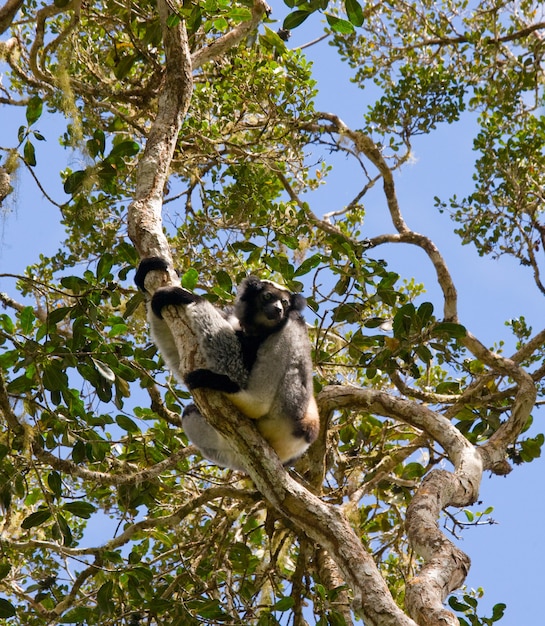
0, 0, 22, 34
127, 0, 193, 263
191, 389, 418, 626
405, 470, 472, 626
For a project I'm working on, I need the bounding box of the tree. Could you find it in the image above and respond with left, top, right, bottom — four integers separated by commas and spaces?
0, 0, 543, 624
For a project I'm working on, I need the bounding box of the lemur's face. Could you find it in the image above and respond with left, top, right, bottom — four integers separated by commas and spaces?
235, 277, 293, 333
257, 285, 291, 327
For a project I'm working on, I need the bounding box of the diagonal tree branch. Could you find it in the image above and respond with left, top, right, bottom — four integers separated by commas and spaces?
0, 0, 22, 35
191, 0, 271, 70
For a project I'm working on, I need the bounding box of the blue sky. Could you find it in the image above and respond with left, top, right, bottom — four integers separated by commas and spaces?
1, 2, 544, 624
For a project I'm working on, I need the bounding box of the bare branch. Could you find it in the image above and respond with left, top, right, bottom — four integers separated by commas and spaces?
309, 113, 459, 321
405, 470, 471, 626
192, 389, 419, 626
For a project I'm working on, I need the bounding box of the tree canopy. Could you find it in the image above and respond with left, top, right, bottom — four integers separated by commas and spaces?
0, 0, 544, 624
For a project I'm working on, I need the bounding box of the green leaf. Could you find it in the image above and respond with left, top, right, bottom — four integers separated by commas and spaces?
26, 95, 43, 125
47, 471, 63, 498
491, 603, 506, 621
213, 17, 228, 32
0, 564, 11, 580
97, 581, 115, 615
96, 253, 113, 280
182, 267, 199, 290
113, 55, 137, 80
432, 322, 467, 339
435, 381, 461, 394
227, 7, 252, 22
60, 275, 89, 293
46, 306, 73, 326
56, 512, 73, 546
401, 462, 425, 479
392, 303, 415, 338
415, 344, 433, 364
63, 170, 86, 195
21, 509, 52, 529
417, 301, 434, 328
43, 359, 69, 392
272, 597, 295, 611
62, 501, 97, 519
19, 306, 35, 334
294, 254, 322, 276
109, 140, 140, 158
364, 317, 388, 329
60, 608, 93, 623
6, 375, 34, 394
24, 140, 36, 166
115, 414, 140, 433
124, 293, 144, 319
344, 0, 364, 26
0, 313, 14, 334
0, 598, 16, 618
325, 14, 355, 34
215, 270, 233, 293
87, 129, 106, 158
448, 596, 471, 612
72, 440, 86, 463
283, 10, 311, 30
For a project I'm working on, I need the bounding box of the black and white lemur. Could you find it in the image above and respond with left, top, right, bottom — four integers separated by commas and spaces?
135, 257, 319, 471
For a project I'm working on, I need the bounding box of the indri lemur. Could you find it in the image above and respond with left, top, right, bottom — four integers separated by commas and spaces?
135, 257, 319, 471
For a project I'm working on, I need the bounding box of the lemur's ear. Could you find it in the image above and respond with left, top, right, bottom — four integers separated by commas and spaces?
291, 293, 307, 311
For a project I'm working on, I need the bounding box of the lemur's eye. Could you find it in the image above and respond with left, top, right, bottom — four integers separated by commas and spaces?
262, 292, 273, 301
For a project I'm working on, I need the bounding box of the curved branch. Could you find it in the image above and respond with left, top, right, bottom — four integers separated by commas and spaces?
366, 232, 458, 321
464, 331, 537, 470
309, 113, 459, 321
318, 385, 482, 625
405, 470, 472, 626
318, 386, 479, 473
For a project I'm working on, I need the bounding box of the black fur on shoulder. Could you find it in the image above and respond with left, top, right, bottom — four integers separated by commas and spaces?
151, 286, 201, 319
134, 257, 170, 293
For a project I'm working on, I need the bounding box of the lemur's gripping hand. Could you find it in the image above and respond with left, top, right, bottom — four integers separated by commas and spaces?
135, 257, 201, 319
151, 287, 201, 319
134, 257, 170, 293
185, 369, 242, 394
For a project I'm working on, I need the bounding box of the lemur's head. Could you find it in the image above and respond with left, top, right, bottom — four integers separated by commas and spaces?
234, 276, 306, 335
